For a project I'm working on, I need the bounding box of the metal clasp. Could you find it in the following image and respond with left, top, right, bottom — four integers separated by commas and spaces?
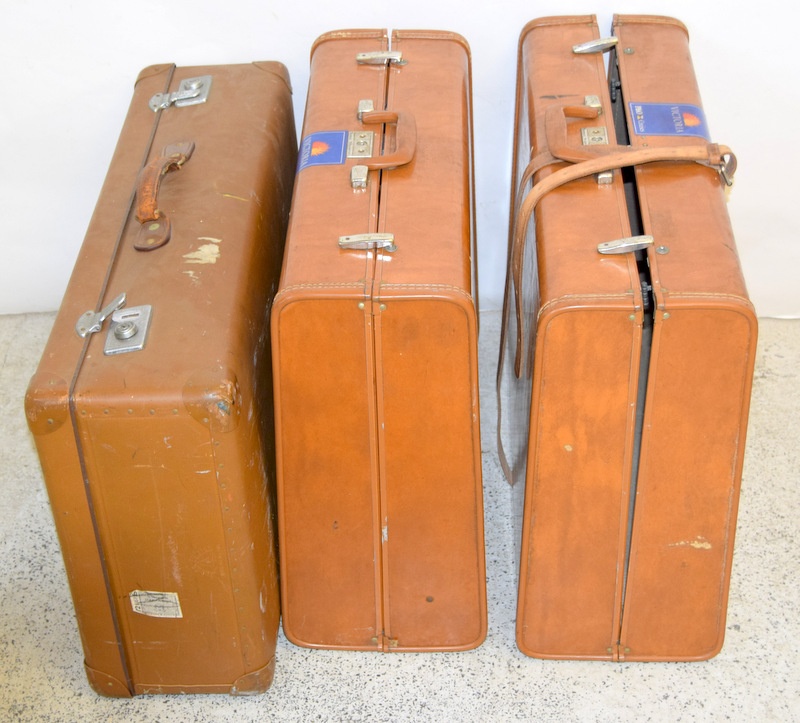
75, 293, 126, 338
597, 235, 654, 255
573, 37, 619, 54
356, 51, 406, 66
149, 76, 212, 112
338, 233, 396, 252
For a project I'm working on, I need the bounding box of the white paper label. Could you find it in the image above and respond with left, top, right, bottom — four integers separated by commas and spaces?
129, 590, 183, 619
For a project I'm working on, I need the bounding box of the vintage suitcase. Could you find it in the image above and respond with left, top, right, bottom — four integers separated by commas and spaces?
271, 29, 486, 652
499, 15, 757, 661
24, 62, 296, 694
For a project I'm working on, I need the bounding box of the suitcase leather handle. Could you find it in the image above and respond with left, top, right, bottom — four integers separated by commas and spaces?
134, 141, 195, 251
506, 106, 737, 379
360, 110, 416, 170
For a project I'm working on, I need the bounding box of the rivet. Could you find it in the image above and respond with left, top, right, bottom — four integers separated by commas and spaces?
202, 417, 209, 424
104, 409, 110, 415
127, 409, 134, 415
663, 312, 671, 320
656, 245, 670, 255
149, 409, 155, 415
379, 304, 387, 311
625, 647, 631, 653
426, 596, 434, 603
606, 647, 613, 653
628, 314, 636, 321
564, 444, 573, 452
172, 409, 179, 414
148, 223, 160, 231
358, 302, 365, 309
624, 47, 635, 54
47, 418, 54, 425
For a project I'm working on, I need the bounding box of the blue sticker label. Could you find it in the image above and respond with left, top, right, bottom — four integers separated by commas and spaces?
628, 102, 710, 140
297, 131, 348, 172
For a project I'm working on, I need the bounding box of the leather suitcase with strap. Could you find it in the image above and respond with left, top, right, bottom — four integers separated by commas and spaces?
272, 29, 486, 652
499, 15, 757, 661
25, 62, 296, 694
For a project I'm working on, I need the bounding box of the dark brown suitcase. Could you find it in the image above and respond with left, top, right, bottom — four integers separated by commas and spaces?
271, 29, 486, 652
500, 15, 757, 661
24, 62, 296, 694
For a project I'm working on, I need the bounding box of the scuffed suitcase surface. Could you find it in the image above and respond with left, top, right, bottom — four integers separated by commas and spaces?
272, 30, 486, 652
24, 62, 296, 694
502, 16, 757, 661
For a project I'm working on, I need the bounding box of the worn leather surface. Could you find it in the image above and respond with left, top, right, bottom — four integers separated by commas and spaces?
25, 62, 296, 694
272, 30, 486, 652
507, 15, 757, 661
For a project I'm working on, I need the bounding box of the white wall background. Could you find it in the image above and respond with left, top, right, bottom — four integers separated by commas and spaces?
2, 1, 797, 316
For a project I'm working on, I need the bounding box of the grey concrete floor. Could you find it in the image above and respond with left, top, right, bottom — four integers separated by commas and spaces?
1, 311, 798, 722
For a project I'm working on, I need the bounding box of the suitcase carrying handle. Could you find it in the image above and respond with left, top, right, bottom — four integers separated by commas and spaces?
134, 141, 196, 251
359, 110, 417, 170
507, 106, 737, 379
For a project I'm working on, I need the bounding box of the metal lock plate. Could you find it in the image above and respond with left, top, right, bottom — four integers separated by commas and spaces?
347, 131, 374, 158
149, 76, 212, 112
104, 306, 152, 355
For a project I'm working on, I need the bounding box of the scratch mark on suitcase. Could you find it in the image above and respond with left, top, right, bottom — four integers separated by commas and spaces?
183, 236, 222, 266
669, 536, 712, 550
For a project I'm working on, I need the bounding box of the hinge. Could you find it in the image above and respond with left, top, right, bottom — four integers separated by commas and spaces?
75, 293, 126, 338
149, 75, 212, 112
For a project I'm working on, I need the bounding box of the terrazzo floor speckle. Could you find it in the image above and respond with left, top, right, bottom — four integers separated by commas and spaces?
1, 311, 798, 722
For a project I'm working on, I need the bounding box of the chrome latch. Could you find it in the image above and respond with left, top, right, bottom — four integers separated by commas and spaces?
597, 235, 654, 255
75, 293, 126, 338
356, 51, 407, 66
104, 305, 153, 355
357, 99, 375, 120
351, 165, 369, 189
584, 95, 603, 115
338, 233, 396, 252
149, 76, 212, 112
573, 37, 619, 54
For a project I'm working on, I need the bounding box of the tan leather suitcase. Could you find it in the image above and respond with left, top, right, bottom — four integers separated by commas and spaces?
24, 62, 296, 694
272, 29, 486, 652
499, 15, 757, 661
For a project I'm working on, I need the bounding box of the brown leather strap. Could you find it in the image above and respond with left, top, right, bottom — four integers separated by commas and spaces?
509, 141, 736, 379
